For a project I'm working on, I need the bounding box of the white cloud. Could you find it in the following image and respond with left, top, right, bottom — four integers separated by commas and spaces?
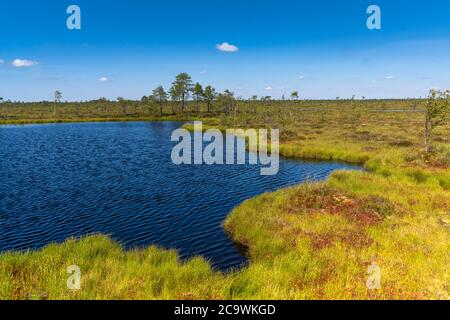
371, 80, 377, 84
0, 60, 4, 65
264, 86, 284, 91
385, 75, 394, 79
12, 59, 38, 67
216, 42, 239, 52
199, 70, 208, 75
298, 75, 305, 80
98, 76, 109, 82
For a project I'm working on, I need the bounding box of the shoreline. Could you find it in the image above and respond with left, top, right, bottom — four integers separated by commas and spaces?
0, 116, 195, 126
1, 108, 448, 299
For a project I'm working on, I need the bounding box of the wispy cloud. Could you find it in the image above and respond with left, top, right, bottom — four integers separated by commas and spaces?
298, 75, 305, 80
0, 59, 4, 65
12, 59, 38, 67
199, 70, 208, 75
97, 76, 110, 82
216, 42, 239, 52
385, 75, 394, 80
265, 86, 284, 91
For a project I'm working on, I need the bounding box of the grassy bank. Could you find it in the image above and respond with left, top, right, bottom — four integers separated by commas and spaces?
0, 99, 449, 299
0, 116, 196, 125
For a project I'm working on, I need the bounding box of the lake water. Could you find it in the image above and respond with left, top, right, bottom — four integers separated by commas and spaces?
0, 122, 361, 271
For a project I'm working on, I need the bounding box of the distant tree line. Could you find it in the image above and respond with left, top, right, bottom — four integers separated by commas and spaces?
140, 73, 241, 115
1, 73, 448, 155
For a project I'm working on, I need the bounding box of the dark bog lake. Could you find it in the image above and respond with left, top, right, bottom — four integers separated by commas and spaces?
0, 122, 361, 271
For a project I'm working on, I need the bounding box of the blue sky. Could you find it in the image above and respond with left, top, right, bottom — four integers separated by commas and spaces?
0, 0, 449, 101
